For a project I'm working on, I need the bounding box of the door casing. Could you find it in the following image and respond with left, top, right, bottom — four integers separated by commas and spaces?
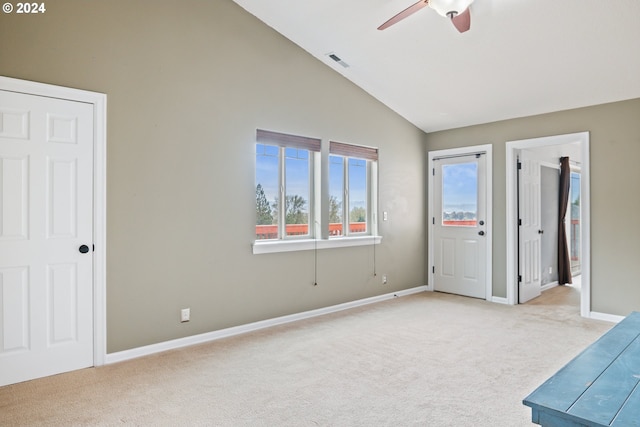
505, 132, 590, 316
428, 144, 493, 300
0, 76, 107, 367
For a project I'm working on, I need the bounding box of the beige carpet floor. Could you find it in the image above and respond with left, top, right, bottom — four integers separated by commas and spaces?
0, 285, 613, 426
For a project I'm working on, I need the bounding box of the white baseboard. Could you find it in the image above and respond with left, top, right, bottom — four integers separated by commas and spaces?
491, 296, 509, 304
105, 285, 429, 365
589, 311, 624, 323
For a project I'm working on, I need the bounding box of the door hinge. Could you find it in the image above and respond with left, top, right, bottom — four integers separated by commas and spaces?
517, 161, 522, 170
518, 275, 522, 283
432, 266, 435, 274
92, 244, 95, 252
432, 168, 435, 176
518, 218, 522, 226
432, 217, 435, 225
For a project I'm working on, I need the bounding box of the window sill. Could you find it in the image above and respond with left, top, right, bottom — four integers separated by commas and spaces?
252, 235, 382, 255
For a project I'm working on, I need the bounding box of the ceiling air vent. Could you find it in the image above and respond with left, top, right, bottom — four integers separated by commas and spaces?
326, 52, 350, 68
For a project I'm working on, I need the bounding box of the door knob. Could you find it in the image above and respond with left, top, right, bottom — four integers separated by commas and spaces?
79, 244, 90, 254
478, 231, 485, 236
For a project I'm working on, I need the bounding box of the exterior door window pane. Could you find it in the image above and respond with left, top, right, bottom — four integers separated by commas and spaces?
329, 155, 344, 236
348, 158, 367, 234
285, 147, 310, 237
255, 144, 278, 240
442, 162, 478, 226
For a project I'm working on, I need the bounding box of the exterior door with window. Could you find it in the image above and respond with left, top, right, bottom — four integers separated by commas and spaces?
432, 154, 487, 299
0, 90, 94, 386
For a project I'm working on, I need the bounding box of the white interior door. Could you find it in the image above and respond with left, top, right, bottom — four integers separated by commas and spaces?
432, 154, 487, 299
0, 90, 94, 386
518, 149, 542, 303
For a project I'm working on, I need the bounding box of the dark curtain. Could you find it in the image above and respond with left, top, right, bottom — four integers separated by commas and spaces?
558, 157, 572, 285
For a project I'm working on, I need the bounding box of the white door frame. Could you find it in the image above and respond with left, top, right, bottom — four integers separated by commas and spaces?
0, 76, 107, 366
505, 132, 590, 317
428, 144, 493, 300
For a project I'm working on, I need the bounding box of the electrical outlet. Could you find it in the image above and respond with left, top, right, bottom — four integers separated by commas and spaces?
181, 308, 190, 322
548, 266, 553, 274
383, 275, 388, 284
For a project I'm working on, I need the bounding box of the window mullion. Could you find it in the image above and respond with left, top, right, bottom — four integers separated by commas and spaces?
319, 143, 329, 240
364, 160, 369, 232
279, 147, 286, 239
371, 160, 378, 236
308, 152, 314, 238
344, 158, 349, 236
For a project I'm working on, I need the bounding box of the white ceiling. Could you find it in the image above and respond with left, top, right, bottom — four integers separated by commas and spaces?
232, 0, 640, 132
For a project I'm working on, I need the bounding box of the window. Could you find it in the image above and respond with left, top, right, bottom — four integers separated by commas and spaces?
329, 141, 378, 237
570, 171, 581, 274
255, 130, 320, 240
254, 130, 380, 253
255, 143, 279, 239
348, 158, 368, 234
441, 162, 478, 226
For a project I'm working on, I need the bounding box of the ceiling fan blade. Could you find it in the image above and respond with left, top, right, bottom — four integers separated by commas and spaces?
378, 0, 430, 30
451, 7, 471, 33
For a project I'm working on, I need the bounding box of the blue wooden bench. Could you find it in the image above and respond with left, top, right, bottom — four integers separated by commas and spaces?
523, 311, 640, 426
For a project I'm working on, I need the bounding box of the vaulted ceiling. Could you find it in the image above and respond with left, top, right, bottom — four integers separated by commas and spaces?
232, 0, 640, 132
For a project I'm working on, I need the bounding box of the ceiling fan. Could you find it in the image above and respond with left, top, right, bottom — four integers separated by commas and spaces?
378, 0, 474, 33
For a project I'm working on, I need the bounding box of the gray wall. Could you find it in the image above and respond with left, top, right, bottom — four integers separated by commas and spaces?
0, 0, 427, 352
426, 98, 640, 315
2, 0, 639, 355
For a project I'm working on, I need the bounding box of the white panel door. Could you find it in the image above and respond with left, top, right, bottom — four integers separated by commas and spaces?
433, 154, 487, 299
518, 150, 542, 303
0, 90, 94, 386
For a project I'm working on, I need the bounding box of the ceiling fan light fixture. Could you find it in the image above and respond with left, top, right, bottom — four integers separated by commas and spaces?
428, 0, 473, 18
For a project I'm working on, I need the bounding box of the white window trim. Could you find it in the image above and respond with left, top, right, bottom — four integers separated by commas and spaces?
255, 130, 320, 241
326, 154, 376, 238
254, 136, 381, 254
253, 235, 382, 255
